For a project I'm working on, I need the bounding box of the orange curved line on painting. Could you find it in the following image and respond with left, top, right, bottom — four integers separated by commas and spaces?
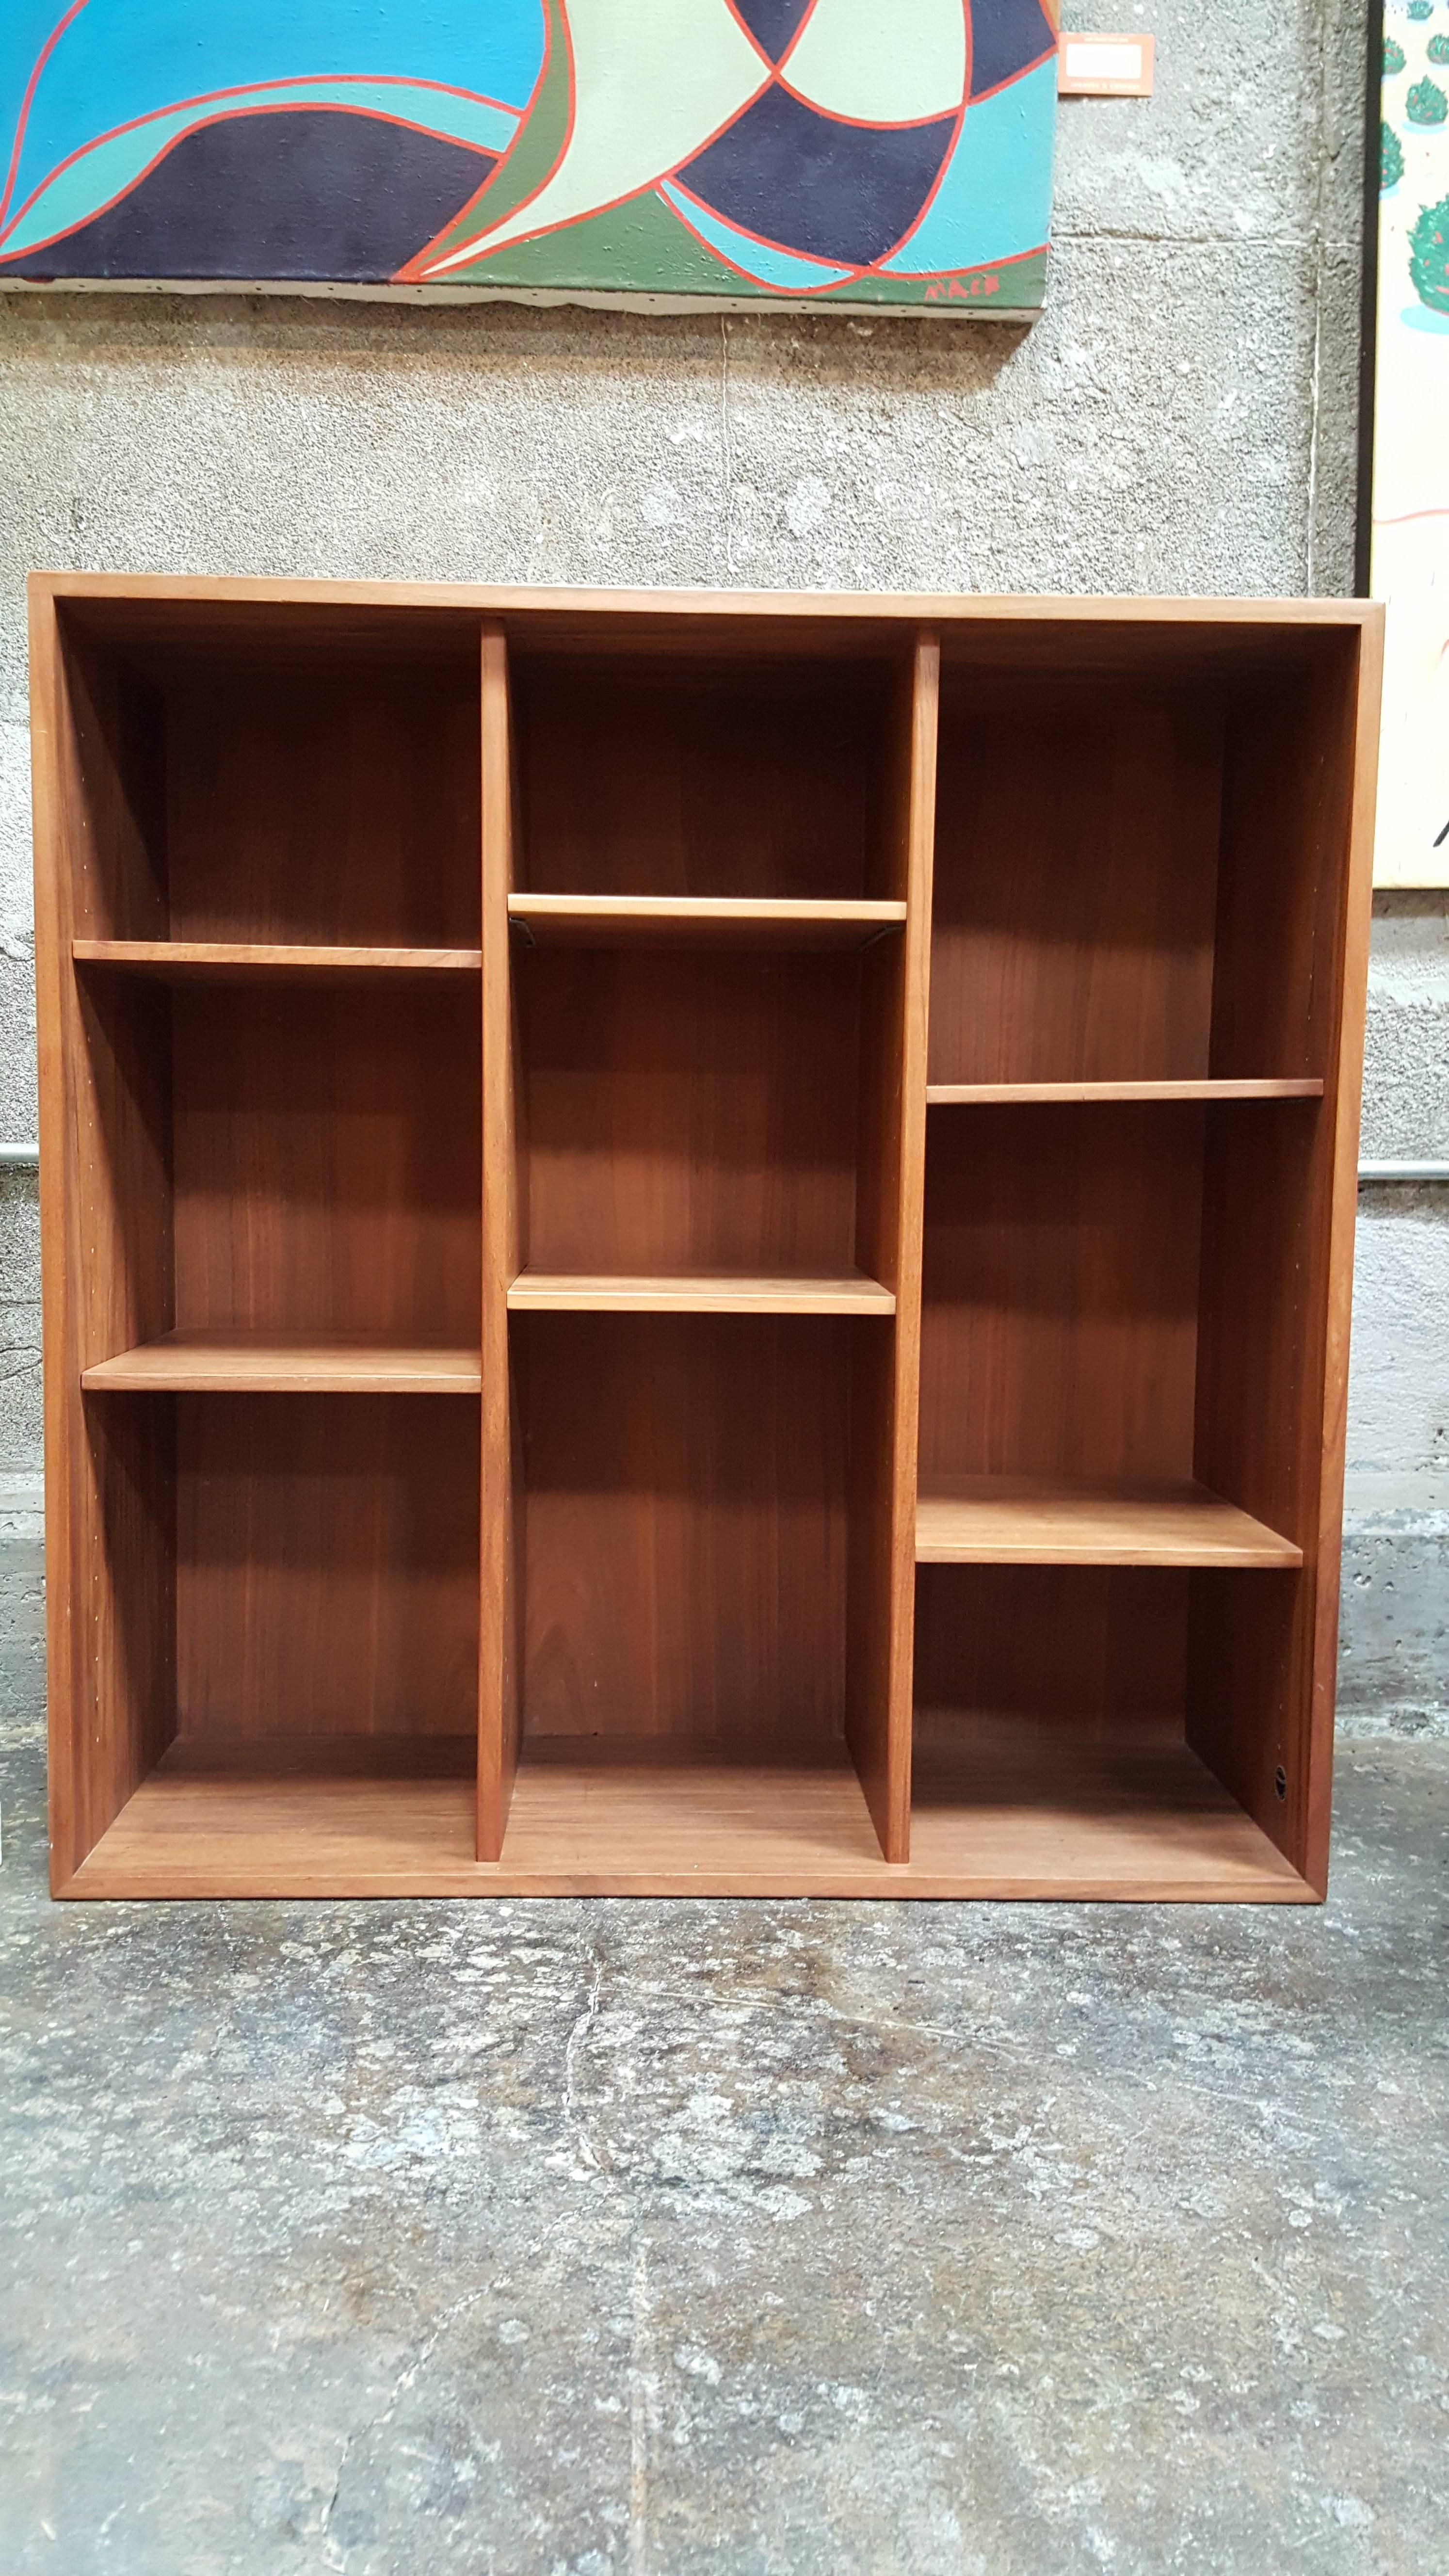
0, 0, 94, 231
770, 71, 965, 129
396, 0, 568, 281
0, 74, 519, 252
770, 0, 964, 129
1375, 507, 1449, 525
0, 100, 504, 269
860, 235, 1047, 284
666, 177, 868, 293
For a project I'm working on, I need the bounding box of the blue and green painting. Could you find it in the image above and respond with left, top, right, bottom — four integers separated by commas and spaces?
0, 1, 1060, 314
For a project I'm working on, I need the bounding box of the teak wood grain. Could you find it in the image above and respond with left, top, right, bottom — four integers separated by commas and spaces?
174, 1396, 479, 1743
919, 1102, 1207, 1487
928, 674, 1224, 1088
168, 981, 481, 1343
160, 656, 481, 947
516, 946, 869, 1281
513, 652, 896, 899
29, 578, 1380, 1904
517, 1314, 852, 1754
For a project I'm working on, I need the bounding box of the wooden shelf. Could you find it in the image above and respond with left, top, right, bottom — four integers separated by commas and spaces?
507, 1270, 895, 1315
508, 894, 906, 949
908, 1722, 1308, 1900
81, 1332, 482, 1394
62, 1728, 1308, 1901
73, 940, 482, 982
915, 1478, 1302, 1567
926, 1079, 1324, 1105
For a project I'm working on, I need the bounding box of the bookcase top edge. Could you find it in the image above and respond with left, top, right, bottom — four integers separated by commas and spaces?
24, 571, 1384, 633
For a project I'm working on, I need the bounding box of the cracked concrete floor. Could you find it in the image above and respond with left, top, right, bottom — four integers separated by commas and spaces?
1, 1530, 1446, 2576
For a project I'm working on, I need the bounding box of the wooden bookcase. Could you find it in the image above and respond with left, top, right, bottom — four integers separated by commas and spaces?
30, 579, 1381, 1901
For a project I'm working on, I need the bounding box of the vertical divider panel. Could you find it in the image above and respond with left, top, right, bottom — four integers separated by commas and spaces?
478, 624, 523, 1859
845, 631, 939, 1862
30, 581, 177, 1889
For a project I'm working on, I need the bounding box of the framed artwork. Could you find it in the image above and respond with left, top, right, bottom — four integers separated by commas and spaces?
1372, 0, 1449, 884
0, 2, 1061, 318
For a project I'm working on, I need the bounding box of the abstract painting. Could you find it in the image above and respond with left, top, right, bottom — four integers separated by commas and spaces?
1373, 0, 1449, 883
0, 2, 1060, 316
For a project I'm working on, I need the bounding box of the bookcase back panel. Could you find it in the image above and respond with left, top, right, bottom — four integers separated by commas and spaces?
929, 676, 1224, 1086
519, 950, 863, 1278
1210, 648, 1360, 1081
518, 1314, 849, 1749
175, 1396, 479, 1742
515, 656, 895, 900
171, 983, 481, 1339
163, 658, 481, 947
1195, 1099, 1326, 1544
60, 630, 482, 947
920, 1104, 1204, 1485
915, 1563, 1191, 1732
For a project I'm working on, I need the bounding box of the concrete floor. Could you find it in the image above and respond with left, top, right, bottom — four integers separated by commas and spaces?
1, 1527, 1446, 2576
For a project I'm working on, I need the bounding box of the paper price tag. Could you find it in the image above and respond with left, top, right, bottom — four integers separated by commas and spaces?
1058, 33, 1155, 95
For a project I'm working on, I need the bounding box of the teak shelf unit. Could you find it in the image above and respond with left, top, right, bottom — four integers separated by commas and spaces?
30, 578, 1382, 1902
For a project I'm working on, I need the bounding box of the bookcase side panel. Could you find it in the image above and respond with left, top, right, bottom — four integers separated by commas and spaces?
1190, 629, 1376, 1885
1308, 618, 1383, 1888
480, 623, 523, 1859
32, 589, 177, 1884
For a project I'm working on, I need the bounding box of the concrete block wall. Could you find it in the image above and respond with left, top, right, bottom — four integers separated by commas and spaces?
1345, 898, 1449, 1734
0, 0, 1442, 1729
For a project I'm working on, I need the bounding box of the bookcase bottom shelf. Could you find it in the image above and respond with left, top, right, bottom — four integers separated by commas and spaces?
63, 1726, 1310, 1901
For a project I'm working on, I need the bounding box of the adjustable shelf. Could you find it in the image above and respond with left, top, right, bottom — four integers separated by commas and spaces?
74, 940, 482, 982
31, 577, 1381, 1904
81, 1332, 482, 1394
915, 1478, 1302, 1567
506, 1271, 894, 1315
926, 1079, 1324, 1105
508, 894, 906, 949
